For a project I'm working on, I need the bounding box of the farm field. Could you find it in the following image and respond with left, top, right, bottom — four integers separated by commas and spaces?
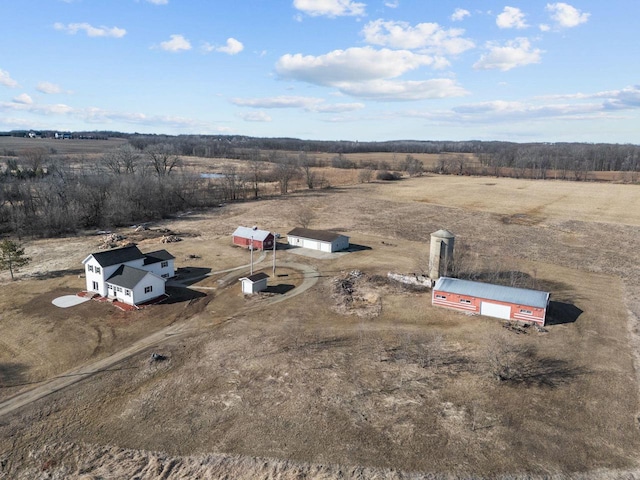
0, 175, 639, 478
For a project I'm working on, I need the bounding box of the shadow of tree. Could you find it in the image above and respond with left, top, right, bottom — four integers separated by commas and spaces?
31, 268, 84, 280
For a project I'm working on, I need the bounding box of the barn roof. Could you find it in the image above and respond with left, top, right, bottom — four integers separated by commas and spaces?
287, 227, 348, 243
84, 245, 144, 267
434, 277, 549, 308
143, 249, 175, 265
106, 265, 156, 289
232, 226, 272, 241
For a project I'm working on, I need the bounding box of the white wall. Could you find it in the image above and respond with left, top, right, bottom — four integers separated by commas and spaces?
131, 274, 166, 305
143, 259, 175, 279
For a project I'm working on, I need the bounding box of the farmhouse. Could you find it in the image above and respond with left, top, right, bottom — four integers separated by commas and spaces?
286, 227, 349, 253
82, 245, 175, 306
239, 272, 269, 294
432, 277, 550, 325
232, 226, 274, 250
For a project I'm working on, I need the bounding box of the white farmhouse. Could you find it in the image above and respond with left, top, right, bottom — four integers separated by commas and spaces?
82, 245, 175, 306
286, 228, 349, 253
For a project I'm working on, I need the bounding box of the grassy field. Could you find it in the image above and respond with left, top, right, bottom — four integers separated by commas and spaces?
0, 174, 639, 478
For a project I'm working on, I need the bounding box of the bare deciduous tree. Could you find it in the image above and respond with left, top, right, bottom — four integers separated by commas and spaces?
145, 143, 181, 177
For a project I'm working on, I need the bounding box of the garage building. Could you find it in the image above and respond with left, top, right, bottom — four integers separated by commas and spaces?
286, 227, 349, 253
432, 276, 549, 325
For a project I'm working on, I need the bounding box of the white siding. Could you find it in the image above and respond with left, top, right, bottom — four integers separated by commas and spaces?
131, 274, 166, 305
144, 259, 175, 279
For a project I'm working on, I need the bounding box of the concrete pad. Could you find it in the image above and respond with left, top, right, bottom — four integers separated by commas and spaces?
285, 247, 347, 260
52, 295, 91, 308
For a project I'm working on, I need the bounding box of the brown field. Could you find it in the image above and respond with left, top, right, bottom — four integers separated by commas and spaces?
0, 171, 639, 478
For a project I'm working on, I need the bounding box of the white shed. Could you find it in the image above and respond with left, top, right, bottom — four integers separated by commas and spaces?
239, 272, 269, 294
286, 228, 349, 253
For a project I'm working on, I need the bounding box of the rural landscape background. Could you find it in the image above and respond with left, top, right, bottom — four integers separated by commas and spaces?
0, 133, 639, 478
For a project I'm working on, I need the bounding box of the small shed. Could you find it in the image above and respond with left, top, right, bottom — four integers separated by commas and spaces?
286, 227, 349, 253
232, 226, 274, 250
432, 277, 550, 325
239, 272, 269, 294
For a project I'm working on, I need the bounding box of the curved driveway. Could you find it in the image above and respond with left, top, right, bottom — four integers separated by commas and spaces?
0, 257, 319, 419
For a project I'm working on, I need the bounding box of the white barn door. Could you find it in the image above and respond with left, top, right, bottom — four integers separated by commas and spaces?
480, 301, 511, 320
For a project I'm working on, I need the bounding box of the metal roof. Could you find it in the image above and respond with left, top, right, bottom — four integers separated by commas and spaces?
143, 249, 175, 265
287, 227, 348, 243
232, 226, 272, 242
434, 277, 549, 308
85, 245, 144, 267
106, 265, 156, 289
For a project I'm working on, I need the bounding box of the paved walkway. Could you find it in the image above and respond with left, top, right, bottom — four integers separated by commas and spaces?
0, 257, 319, 420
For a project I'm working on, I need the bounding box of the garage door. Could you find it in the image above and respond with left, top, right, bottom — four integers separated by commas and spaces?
480, 301, 511, 320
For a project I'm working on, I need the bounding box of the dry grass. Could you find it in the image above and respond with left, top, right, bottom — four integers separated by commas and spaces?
1, 175, 639, 478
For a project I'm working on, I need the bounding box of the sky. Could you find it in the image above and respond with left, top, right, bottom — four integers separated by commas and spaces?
1, 1, 639, 143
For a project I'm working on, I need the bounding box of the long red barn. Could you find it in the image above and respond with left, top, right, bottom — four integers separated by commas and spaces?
432, 277, 550, 325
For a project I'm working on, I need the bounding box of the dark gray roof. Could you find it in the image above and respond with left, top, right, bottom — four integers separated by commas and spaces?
287, 227, 348, 243
143, 249, 175, 265
88, 245, 144, 267
434, 277, 549, 309
106, 265, 154, 289
242, 272, 269, 282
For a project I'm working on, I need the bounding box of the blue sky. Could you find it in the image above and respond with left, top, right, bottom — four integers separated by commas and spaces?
1, 1, 639, 143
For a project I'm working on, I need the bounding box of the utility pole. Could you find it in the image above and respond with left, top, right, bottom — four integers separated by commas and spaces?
250, 236, 254, 275
272, 233, 280, 276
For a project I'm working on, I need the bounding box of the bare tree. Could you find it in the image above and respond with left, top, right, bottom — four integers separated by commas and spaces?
272, 155, 299, 195
299, 152, 317, 189
102, 144, 141, 175
145, 143, 181, 177
294, 202, 316, 228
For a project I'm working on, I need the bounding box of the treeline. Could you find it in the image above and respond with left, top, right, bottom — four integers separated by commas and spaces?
0, 144, 317, 238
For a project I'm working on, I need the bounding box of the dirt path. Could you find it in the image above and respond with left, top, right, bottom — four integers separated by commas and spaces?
0, 259, 319, 419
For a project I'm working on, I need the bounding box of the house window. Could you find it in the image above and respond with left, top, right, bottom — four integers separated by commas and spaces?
125, 290, 131, 296
95, 266, 101, 274
116, 286, 123, 293
144, 285, 153, 294
520, 309, 532, 315
88, 265, 94, 272
460, 299, 471, 304
161, 261, 168, 268
92, 281, 99, 290
161, 273, 169, 278
435, 294, 447, 299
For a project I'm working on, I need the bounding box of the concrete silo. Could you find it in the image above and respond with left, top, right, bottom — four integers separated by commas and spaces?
429, 229, 455, 280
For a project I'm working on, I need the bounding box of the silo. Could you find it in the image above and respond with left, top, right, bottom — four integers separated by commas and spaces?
429, 229, 455, 280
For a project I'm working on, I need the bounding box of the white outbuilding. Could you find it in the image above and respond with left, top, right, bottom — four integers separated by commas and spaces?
286, 227, 349, 253
239, 272, 269, 294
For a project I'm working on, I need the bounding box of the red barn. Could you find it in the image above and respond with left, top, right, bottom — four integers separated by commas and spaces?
232, 226, 274, 250
432, 277, 549, 325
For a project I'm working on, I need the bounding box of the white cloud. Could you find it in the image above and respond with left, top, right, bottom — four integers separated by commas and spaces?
362, 19, 475, 55
146, 0, 168, 4
13, 93, 33, 105
473, 38, 542, 71
385, 0, 399, 8
53, 22, 126, 38
496, 6, 528, 29
451, 8, 470, 22
277, 47, 439, 85
546, 3, 590, 28
241, 111, 272, 122
159, 34, 192, 52
293, 0, 366, 17
207, 38, 244, 55
37, 81, 63, 94
0, 69, 18, 88
231, 95, 365, 112
276, 47, 469, 100
539, 24, 551, 32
